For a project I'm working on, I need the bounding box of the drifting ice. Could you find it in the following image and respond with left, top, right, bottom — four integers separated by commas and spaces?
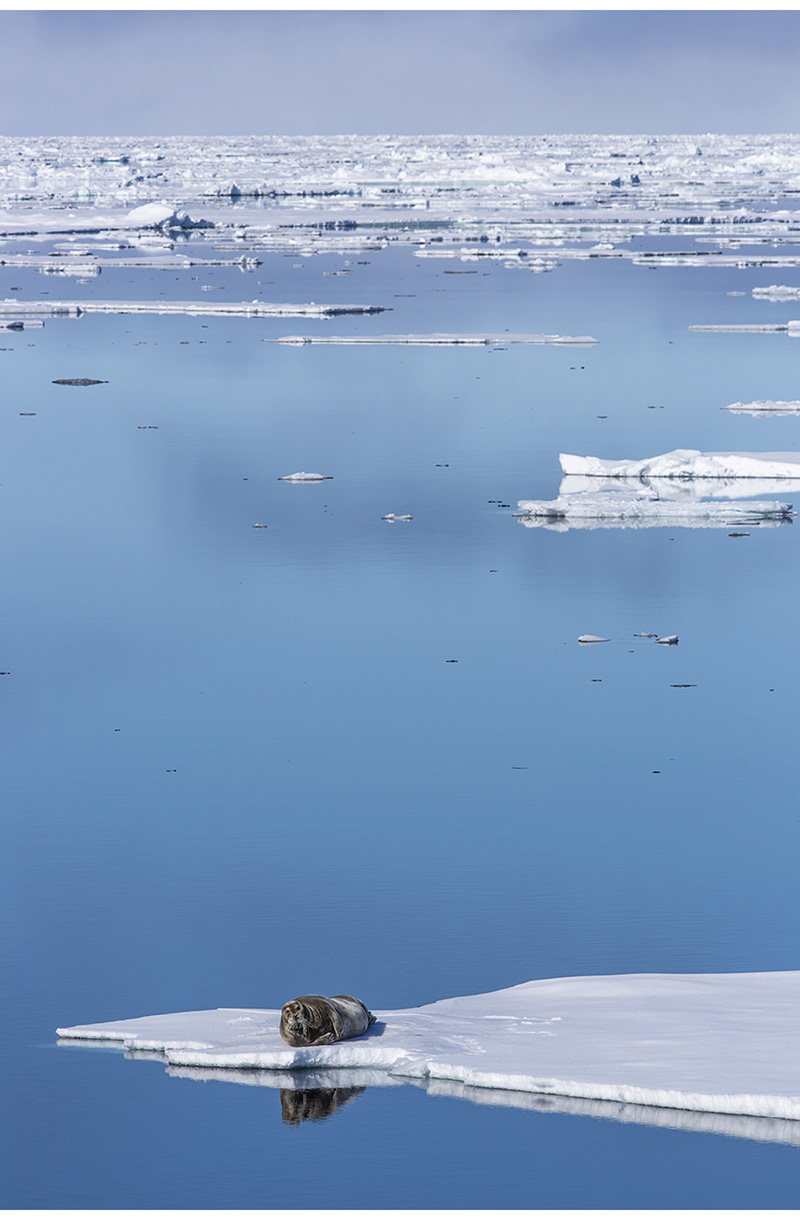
723, 401, 800, 416
559, 449, 800, 480
56, 971, 800, 1127
278, 472, 333, 482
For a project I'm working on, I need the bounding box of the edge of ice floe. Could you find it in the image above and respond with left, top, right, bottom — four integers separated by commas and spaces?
54, 1020, 800, 1123
0, 299, 388, 319
559, 449, 800, 479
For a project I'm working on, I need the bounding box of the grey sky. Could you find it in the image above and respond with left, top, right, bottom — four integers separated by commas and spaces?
3, 10, 800, 136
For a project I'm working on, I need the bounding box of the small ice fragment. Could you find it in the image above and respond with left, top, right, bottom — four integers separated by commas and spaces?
634, 633, 657, 638
251, 524, 268, 529
278, 472, 333, 482
657, 635, 679, 645
381, 513, 413, 522
578, 635, 609, 644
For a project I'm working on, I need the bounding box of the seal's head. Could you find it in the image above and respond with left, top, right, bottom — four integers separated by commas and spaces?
280, 996, 335, 1047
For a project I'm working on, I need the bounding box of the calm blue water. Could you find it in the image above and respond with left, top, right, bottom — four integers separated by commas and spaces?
2, 238, 800, 1207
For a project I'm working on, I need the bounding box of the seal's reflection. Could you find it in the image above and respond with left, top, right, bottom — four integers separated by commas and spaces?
280, 1084, 366, 1125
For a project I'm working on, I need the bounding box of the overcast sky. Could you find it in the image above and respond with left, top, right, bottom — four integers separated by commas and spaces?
3, 9, 800, 136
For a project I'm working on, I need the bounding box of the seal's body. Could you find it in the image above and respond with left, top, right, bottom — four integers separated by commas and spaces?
280, 994, 376, 1047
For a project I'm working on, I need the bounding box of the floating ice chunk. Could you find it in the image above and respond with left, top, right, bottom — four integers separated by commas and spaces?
125, 203, 213, 230
560, 449, 800, 480
56, 971, 800, 1127
723, 401, 800, 416
752, 286, 800, 299
657, 635, 679, 645
689, 320, 800, 334
278, 472, 333, 482
381, 514, 413, 521
577, 635, 609, 644
271, 333, 596, 346
0, 300, 385, 320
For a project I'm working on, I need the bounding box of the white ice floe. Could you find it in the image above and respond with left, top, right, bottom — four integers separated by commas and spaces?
657, 635, 679, 645
381, 514, 413, 522
689, 321, 800, 334
560, 449, 800, 480
278, 472, 333, 482
577, 635, 609, 644
752, 285, 800, 300
56, 971, 800, 1127
124, 204, 213, 231
723, 400, 800, 416
270, 332, 596, 346
0, 300, 385, 319
515, 489, 794, 530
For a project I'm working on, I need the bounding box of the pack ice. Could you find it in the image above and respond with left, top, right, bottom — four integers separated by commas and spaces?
57, 971, 800, 1126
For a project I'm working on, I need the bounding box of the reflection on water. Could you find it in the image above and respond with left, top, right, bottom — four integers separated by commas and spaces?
557, 473, 800, 500
158, 1060, 800, 1146
280, 1085, 366, 1125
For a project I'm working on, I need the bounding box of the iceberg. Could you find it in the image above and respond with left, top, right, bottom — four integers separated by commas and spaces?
56, 972, 800, 1129
559, 449, 800, 479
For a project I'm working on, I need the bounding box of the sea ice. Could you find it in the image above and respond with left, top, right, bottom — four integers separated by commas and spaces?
559, 449, 800, 480
689, 321, 800, 334
0, 300, 386, 320
56, 971, 800, 1125
278, 472, 333, 482
270, 332, 596, 346
723, 400, 800, 416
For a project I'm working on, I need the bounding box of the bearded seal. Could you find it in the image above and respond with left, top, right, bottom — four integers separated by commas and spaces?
280, 994, 376, 1047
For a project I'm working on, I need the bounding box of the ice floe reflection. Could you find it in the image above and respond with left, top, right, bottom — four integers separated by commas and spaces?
58, 1049, 800, 1143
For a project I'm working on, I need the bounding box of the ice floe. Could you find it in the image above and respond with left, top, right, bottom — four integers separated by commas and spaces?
270, 332, 596, 346
0, 299, 386, 320
56, 971, 800, 1129
752, 285, 800, 300
559, 449, 800, 480
723, 400, 800, 416
689, 320, 800, 334
278, 472, 333, 482
124, 203, 213, 231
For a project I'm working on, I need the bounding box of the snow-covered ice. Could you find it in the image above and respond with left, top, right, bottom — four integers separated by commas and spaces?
560, 449, 800, 479
278, 472, 333, 482
56, 972, 800, 1128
